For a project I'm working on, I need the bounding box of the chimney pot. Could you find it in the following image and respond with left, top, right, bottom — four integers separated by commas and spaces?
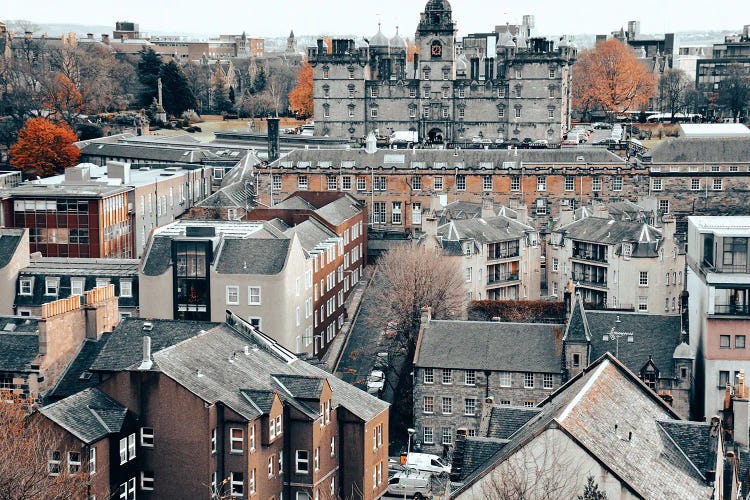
139, 336, 153, 370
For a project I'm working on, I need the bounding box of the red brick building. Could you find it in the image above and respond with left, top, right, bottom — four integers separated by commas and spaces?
37, 313, 390, 499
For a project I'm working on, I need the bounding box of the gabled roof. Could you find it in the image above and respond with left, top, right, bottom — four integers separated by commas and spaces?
273, 195, 316, 211
438, 215, 534, 245
314, 196, 362, 226
284, 218, 337, 253
40, 388, 128, 444
453, 354, 714, 499
657, 420, 713, 479
90, 318, 218, 372
414, 320, 563, 373
272, 374, 325, 400
451, 437, 507, 481
557, 217, 662, 257
149, 319, 389, 422
141, 236, 172, 276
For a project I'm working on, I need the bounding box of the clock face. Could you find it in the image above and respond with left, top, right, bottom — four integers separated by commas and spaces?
431, 42, 442, 58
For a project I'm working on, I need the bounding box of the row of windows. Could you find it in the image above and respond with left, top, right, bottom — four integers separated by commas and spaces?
226, 286, 262, 305
720, 334, 746, 349
652, 178, 725, 191
323, 104, 554, 120
293, 174, 627, 193
422, 369, 553, 389
20, 277, 131, 297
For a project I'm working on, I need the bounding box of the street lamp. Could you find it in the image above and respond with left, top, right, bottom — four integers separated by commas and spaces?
405, 428, 416, 499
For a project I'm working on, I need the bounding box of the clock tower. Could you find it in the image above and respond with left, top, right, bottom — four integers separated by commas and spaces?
415, 0, 456, 81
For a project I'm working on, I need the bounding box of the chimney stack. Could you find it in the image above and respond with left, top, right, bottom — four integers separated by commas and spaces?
101, 34, 110, 45
139, 336, 153, 370
267, 117, 280, 162
420, 306, 432, 325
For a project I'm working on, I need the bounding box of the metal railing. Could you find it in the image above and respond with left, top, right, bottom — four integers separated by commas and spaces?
572, 251, 608, 264
487, 273, 520, 286
571, 272, 608, 289
714, 304, 750, 316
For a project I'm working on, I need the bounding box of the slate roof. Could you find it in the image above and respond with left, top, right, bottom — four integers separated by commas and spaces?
647, 137, 750, 163
150, 320, 389, 422
440, 240, 464, 256
17, 259, 139, 308
414, 320, 564, 373
49, 333, 112, 401
657, 420, 713, 479
79, 142, 222, 163
273, 374, 325, 400
314, 196, 362, 226
271, 147, 624, 170
197, 181, 254, 208
438, 215, 533, 245
451, 437, 507, 481
0, 229, 24, 269
563, 294, 590, 343
40, 388, 128, 444
141, 236, 172, 276
214, 238, 290, 275
90, 318, 218, 372
557, 216, 662, 257
240, 389, 276, 413
487, 406, 542, 439
284, 218, 336, 253
0, 331, 39, 372
273, 195, 316, 211
585, 310, 682, 379
454, 354, 715, 499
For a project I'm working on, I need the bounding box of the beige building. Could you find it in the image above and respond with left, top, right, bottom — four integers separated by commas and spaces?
139, 220, 314, 355
424, 206, 541, 300
0, 228, 29, 315
547, 215, 684, 313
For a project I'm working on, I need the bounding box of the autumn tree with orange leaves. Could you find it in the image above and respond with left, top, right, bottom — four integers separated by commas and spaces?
572, 39, 656, 119
0, 396, 87, 500
10, 117, 81, 178
289, 60, 314, 119
44, 73, 83, 126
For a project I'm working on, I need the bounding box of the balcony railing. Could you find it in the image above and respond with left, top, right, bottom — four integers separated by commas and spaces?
571, 251, 608, 264
702, 259, 750, 274
488, 249, 520, 261
487, 273, 520, 286
571, 272, 608, 289
713, 304, 750, 316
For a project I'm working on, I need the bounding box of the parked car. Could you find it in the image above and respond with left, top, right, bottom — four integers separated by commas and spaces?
374, 351, 390, 369
366, 370, 385, 395
594, 138, 619, 146
593, 122, 612, 129
387, 471, 432, 498
404, 452, 451, 475
471, 136, 493, 144
532, 139, 549, 145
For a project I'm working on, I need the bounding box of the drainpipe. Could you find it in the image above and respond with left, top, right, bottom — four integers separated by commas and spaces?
484, 370, 492, 398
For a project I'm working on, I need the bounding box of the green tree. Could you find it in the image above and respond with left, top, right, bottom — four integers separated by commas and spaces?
251, 64, 267, 94
136, 47, 163, 107
212, 82, 233, 114
159, 60, 196, 116
578, 476, 607, 500
228, 86, 236, 104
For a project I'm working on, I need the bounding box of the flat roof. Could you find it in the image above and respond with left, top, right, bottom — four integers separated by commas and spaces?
22, 258, 139, 276
679, 123, 750, 138
689, 216, 750, 235
154, 219, 266, 238
37, 164, 201, 189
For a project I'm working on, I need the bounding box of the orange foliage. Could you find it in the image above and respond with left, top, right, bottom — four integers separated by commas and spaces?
288, 60, 314, 119
572, 39, 656, 114
45, 73, 83, 125
406, 38, 419, 63
9, 117, 81, 178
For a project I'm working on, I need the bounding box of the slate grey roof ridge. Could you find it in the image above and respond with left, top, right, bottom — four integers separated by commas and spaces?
214, 237, 291, 275
656, 419, 712, 481
563, 293, 590, 343
40, 388, 127, 444
0, 229, 25, 269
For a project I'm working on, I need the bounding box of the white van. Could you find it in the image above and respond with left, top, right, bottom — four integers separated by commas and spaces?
387, 471, 432, 498
404, 452, 451, 475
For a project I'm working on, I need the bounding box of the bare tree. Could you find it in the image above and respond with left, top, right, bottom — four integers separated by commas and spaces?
658, 69, 691, 122
479, 432, 583, 500
0, 395, 87, 499
368, 244, 466, 354
718, 64, 750, 122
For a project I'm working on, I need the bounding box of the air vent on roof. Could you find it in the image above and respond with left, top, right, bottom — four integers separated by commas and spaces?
3, 323, 17, 332
142, 322, 154, 331
79, 371, 92, 380
576, 155, 585, 162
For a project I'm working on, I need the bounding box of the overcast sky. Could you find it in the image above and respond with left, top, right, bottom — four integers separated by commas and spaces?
5, 0, 750, 39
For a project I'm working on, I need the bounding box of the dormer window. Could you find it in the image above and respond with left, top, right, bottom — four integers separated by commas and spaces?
623, 243, 632, 259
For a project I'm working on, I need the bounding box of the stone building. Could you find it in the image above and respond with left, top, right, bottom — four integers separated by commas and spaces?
307, 0, 576, 143
547, 214, 684, 312
412, 308, 564, 454
256, 147, 633, 233
562, 294, 694, 418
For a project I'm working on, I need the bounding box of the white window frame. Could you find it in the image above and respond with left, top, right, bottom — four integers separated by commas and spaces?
465, 370, 476, 386
141, 471, 154, 491
71, 278, 84, 296
423, 426, 434, 444
248, 286, 261, 305
524, 372, 534, 388
230, 472, 244, 497
230, 427, 244, 453
127, 433, 136, 460
140, 427, 154, 447
119, 280, 133, 298
19, 278, 33, 296
48, 451, 61, 476
543, 373, 554, 389
89, 447, 96, 475
226, 286, 239, 305
45, 277, 59, 296
296, 450, 310, 474
67, 452, 81, 474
